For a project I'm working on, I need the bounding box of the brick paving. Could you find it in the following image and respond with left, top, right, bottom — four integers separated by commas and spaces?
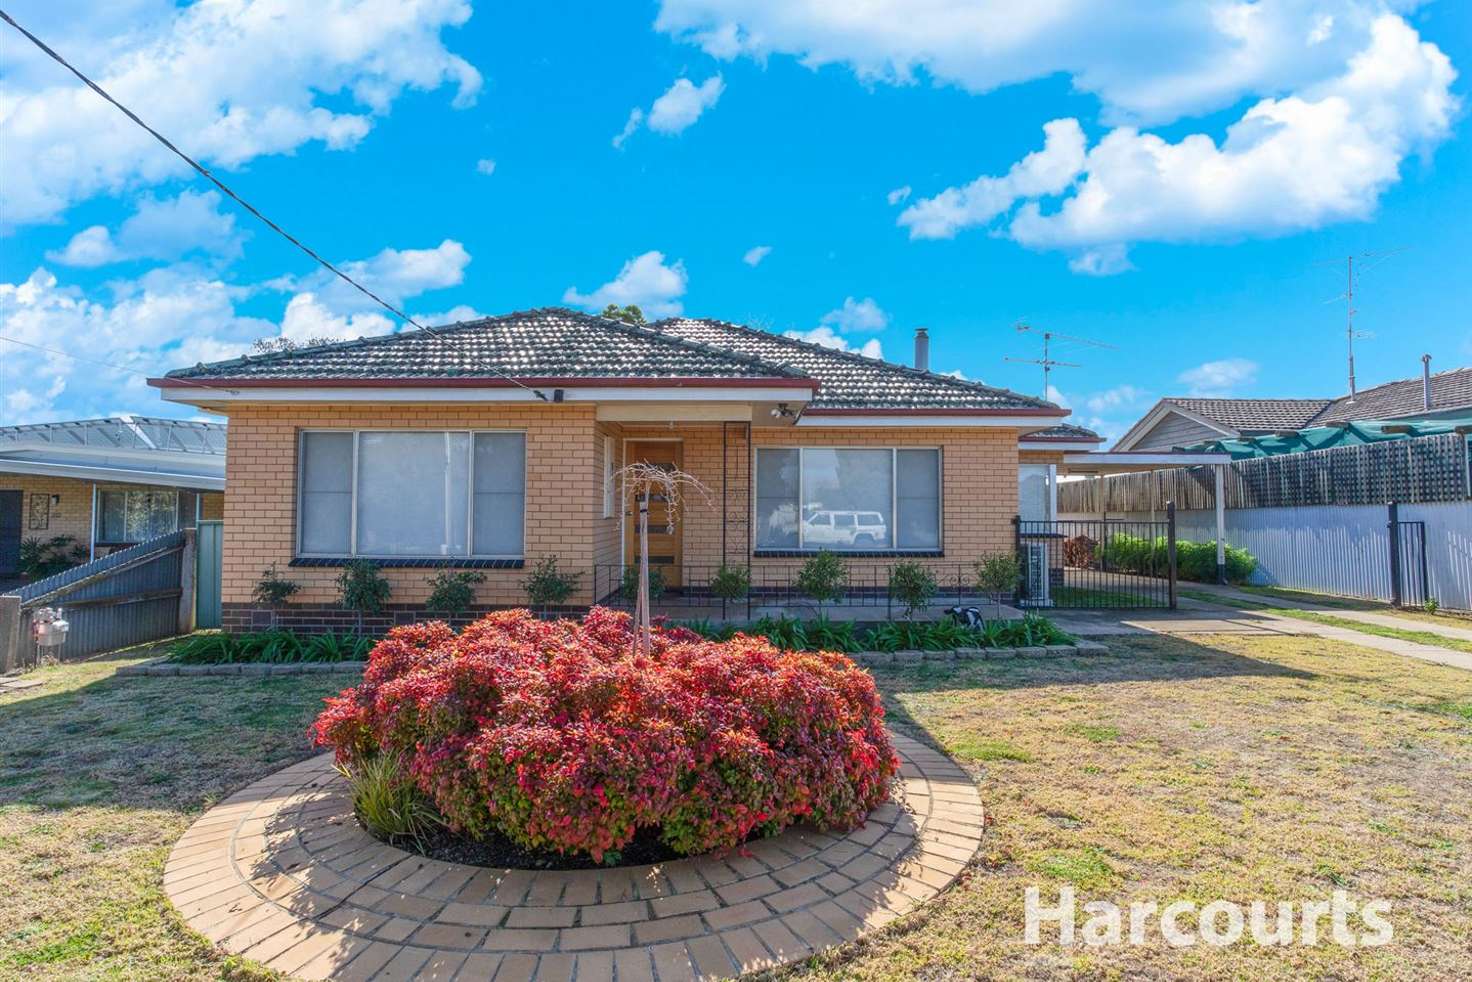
165, 734, 982, 980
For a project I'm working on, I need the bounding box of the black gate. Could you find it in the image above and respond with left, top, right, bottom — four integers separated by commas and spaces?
1388, 504, 1429, 608
1016, 502, 1178, 609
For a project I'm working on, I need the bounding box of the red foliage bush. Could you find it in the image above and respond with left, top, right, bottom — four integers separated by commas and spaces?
1063, 534, 1098, 569
312, 607, 898, 861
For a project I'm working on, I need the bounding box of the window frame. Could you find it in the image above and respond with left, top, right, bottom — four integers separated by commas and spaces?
295, 428, 527, 561
752, 445, 944, 554
94, 487, 182, 545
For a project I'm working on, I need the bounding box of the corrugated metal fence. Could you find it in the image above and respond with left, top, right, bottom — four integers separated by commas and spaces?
0, 529, 195, 671
1061, 501, 1472, 611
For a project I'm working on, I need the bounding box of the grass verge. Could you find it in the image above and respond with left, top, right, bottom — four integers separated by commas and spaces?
1181, 589, 1472, 655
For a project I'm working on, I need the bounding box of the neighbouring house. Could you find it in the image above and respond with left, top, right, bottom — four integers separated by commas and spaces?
0, 416, 225, 578
1114, 363, 1472, 452
149, 308, 1099, 629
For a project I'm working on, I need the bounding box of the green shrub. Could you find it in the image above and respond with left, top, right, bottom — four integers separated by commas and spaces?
620, 564, 665, 602
523, 556, 583, 609
744, 614, 808, 652
426, 570, 485, 613
337, 560, 391, 613
796, 550, 847, 610
1098, 534, 1256, 584
18, 535, 86, 579
708, 564, 750, 601
169, 630, 372, 663
805, 615, 861, 653
888, 562, 937, 620
338, 754, 442, 848
252, 563, 300, 605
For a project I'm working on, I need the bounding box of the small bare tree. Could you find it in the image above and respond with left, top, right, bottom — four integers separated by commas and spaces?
614, 462, 709, 656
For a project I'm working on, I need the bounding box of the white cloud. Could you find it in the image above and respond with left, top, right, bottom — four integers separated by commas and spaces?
273, 239, 472, 313
742, 245, 772, 266
820, 296, 889, 333
783, 326, 883, 359
46, 189, 243, 267
886, 185, 911, 206
612, 108, 645, 149
475, 158, 496, 176
648, 75, 726, 133
0, 236, 480, 422
1085, 384, 1149, 414
1, 0, 481, 225
656, 0, 1418, 125
1179, 358, 1258, 397
899, 118, 1086, 239
659, 3, 1458, 272
613, 75, 724, 146
563, 251, 689, 317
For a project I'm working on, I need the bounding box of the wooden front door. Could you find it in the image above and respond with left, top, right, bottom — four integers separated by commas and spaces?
0, 491, 22, 576
624, 441, 683, 589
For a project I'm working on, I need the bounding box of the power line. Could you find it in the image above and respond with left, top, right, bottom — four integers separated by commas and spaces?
0, 8, 547, 402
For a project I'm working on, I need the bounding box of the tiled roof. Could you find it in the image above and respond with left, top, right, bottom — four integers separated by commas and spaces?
654, 317, 1058, 412
1312, 368, 1472, 424
1161, 398, 1331, 432
163, 307, 1063, 414
1024, 423, 1104, 442
164, 308, 810, 383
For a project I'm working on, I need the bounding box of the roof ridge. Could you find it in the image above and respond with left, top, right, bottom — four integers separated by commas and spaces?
583, 311, 812, 380
655, 316, 1056, 409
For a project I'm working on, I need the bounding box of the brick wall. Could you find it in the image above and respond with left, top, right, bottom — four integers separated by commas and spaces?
220, 403, 601, 607
0, 474, 94, 549
217, 406, 1024, 617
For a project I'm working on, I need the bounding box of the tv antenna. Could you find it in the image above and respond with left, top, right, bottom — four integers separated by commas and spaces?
1004, 321, 1115, 399
1320, 248, 1402, 401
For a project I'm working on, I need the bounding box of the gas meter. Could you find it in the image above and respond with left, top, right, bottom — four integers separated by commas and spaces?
32, 607, 69, 650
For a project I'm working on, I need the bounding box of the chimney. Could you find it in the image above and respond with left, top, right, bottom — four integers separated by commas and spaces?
1422, 353, 1432, 410
914, 328, 930, 371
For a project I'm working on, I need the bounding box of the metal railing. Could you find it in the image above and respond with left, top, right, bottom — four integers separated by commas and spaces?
1388, 503, 1430, 608
591, 562, 1002, 620
1016, 508, 1177, 609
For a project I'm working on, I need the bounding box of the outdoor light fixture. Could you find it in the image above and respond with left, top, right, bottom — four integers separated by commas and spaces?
769, 403, 796, 418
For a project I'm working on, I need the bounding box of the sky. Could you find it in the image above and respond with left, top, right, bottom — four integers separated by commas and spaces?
1, 0, 1468, 444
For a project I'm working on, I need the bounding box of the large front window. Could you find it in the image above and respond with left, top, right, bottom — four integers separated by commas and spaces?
297, 430, 525, 559
755, 447, 941, 551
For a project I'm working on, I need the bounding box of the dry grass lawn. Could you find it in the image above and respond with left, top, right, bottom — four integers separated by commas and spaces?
1, 632, 1469, 980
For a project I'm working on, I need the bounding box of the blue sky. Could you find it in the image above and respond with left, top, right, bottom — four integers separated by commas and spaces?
1, 1, 1468, 442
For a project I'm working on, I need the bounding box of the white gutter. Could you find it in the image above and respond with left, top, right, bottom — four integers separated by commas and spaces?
158, 384, 812, 407
0, 458, 224, 490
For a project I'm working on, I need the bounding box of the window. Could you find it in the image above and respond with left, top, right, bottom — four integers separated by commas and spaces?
754, 447, 941, 552
1018, 464, 1054, 522
97, 489, 179, 543
297, 430, 526, 559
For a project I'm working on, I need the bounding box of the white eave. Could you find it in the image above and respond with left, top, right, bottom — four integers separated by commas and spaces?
157, 383, 814, 407
796, 414, 1066, 428
1113, 401, 1238, 451
0, 456, 224, 490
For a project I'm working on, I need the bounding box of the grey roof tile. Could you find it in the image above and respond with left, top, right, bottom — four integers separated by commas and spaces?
1312, 367, 1472, 424
654, 317, 1058, 412
165, 308, 809, 383
1161, 398, 1331, 432
163, 307, 1064, 414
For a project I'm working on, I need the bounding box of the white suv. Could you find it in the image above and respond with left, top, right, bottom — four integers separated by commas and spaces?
803, 510, 888, 547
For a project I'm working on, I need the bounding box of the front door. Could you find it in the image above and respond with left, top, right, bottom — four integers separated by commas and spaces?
624, 441, 683, 589
0, 490, 22, 576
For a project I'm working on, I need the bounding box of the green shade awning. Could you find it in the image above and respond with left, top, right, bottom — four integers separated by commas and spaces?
1175, 415, 1472, 459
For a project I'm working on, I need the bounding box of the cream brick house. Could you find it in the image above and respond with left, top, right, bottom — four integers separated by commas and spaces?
151, 309, 1098, 630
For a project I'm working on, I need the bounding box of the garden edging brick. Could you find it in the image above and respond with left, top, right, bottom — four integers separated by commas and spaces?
116, 658, 367, 677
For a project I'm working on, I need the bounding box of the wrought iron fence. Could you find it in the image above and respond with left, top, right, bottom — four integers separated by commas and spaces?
1389, 507, 1430, 608
1016, 511, 1177, 609
591, 561, 1002, 620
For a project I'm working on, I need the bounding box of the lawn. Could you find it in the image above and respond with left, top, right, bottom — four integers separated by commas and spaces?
1232, 584, 1472, 629
3, 633, 1470, 979
1181, 589, 1472, 656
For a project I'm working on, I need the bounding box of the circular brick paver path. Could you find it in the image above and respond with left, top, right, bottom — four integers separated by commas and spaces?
165, 734, 982, 980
